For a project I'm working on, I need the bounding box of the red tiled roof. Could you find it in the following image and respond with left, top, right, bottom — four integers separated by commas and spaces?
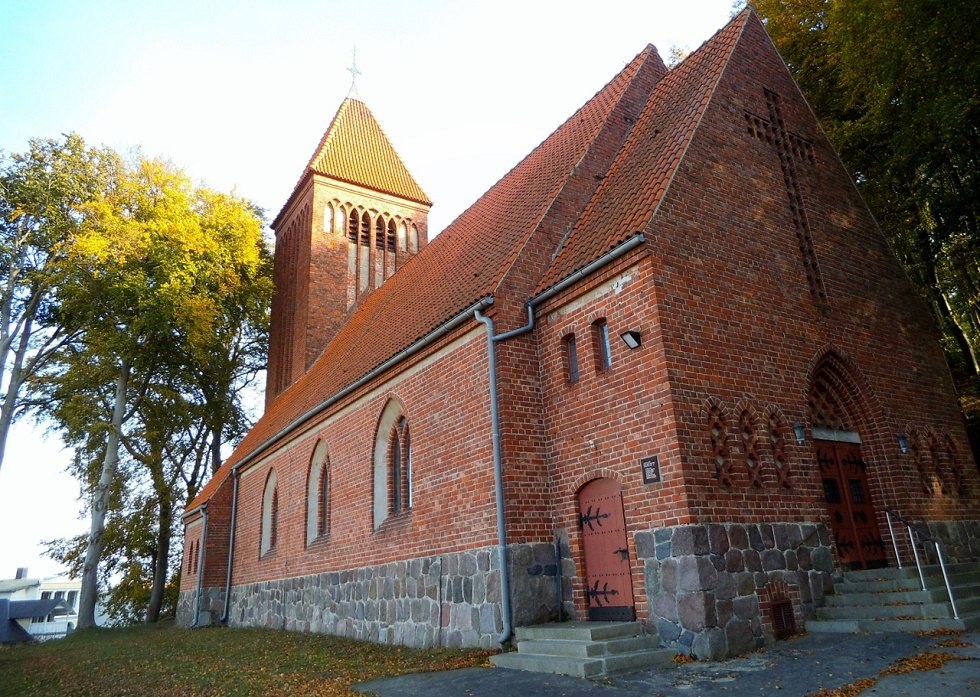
535, 10, 751, 293
272, 98, 431, 228
187, 46, 665, 512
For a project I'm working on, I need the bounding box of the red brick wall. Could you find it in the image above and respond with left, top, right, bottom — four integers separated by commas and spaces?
233, 327, 499, 587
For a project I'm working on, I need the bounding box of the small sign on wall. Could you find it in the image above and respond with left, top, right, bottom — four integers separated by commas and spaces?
640, 455, 661, 484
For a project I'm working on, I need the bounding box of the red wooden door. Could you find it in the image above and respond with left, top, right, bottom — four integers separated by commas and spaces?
815, 441, 887, 570
578, 478, 635, 621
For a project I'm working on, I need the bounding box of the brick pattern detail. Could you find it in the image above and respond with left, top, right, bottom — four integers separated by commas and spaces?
708, 402, 733, 488
767, 410, 792, 489
739, 410, 762, 488
745, 89, 825, 303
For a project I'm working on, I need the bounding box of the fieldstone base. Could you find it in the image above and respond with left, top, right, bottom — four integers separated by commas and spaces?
636, 522, 834, 660
176, 586, 226, 627
211, 543, 557, 649
922, 520, 980, 563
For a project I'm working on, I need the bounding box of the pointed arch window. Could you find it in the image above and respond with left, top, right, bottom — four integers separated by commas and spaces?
374, 401, 413, 528
409, 224, 419, 253
324, 202, 334, 233
375, 217, 386, 249
306, 440, 330, 545
261, 470, 279, 556
397, 222, 407, 251
359, 212, 371, 247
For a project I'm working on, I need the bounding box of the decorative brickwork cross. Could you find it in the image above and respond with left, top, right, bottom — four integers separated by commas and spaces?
745, 89, 827, 303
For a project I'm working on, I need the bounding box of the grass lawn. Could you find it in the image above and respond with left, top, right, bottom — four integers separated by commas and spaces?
0, 622, 495, 696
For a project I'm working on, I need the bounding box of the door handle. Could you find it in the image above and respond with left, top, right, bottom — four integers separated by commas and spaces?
614, 548, 629, 560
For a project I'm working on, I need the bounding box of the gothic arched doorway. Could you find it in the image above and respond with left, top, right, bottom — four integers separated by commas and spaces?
809, 355, 888, 570
577, 478, 635, 621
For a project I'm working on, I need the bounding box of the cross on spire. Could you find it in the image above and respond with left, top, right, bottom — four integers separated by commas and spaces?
347, 47, 362, 98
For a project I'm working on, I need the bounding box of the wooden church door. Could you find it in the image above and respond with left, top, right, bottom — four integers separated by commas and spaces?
578, 478, 635, 621
815, 441, 887, 570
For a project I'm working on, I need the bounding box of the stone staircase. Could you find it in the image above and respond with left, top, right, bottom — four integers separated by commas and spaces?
489, 621, 676, 678
807, 560, 980, 633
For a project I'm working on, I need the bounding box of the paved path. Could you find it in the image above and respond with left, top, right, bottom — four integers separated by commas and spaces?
355, 631, 979, 697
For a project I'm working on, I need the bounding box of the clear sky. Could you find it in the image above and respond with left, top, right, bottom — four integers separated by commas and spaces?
0, 0, 738, 579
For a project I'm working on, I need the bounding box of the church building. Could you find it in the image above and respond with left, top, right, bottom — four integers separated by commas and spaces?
179, 10, 980, 659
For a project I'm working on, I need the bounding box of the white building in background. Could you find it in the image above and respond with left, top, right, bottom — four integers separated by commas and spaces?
0, 568, 104, 640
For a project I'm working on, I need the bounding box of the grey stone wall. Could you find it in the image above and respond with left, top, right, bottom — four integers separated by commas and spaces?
176, 586, 226, 627
636, 522, 834, 660
923, 519, 980, 563
219, 543, 557, 649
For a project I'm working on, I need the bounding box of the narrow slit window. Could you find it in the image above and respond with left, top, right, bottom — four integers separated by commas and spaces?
564, 334, 579, 384
592, 319, 612, 371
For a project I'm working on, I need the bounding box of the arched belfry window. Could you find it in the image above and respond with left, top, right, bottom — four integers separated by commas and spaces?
306, 440, 330, 545
375, 217, 386, 249
347, 209, 358, 242
261, 470, 279, 556
397, 221, 407, 251
360, 212, 371, 247
373, 400, 413, 528
324, 202, 334, 233
386, 219, 397, 253
409, 224, 419, 253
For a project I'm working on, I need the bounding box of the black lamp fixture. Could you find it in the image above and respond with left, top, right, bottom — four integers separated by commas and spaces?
793, 421, 806, 445
897, 433, 909, 454
620, 330, 642, 350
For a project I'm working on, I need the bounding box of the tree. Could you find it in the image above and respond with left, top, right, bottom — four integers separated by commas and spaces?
0, 135, 119, 473
35, 154, 271, 626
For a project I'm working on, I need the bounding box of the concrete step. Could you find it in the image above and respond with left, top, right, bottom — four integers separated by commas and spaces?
807, 614, 980, 634
815, 601, 955, 620
841, 561, 980, 583
490, 646, 675, 678
491, 622, 677, 678
514, 621, 644, 642
516, 634, 661, 658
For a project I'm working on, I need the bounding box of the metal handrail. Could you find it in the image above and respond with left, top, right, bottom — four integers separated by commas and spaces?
885, 510, 959, 619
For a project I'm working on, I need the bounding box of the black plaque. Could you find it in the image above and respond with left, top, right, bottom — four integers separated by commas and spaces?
641, 455, 661, 484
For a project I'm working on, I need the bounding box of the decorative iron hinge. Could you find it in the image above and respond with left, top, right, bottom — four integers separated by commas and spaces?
587, 580, 620, 606
579, 506, 609, 531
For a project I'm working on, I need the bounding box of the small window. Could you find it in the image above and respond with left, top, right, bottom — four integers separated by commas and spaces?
374, 401, 413, 527
261, 470, 279, 556
389, 416, 412, 514
563, 334, 579, 383
592, 319, 612, 371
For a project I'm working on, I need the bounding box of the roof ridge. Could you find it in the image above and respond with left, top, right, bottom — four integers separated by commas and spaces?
534, 10, 751, 295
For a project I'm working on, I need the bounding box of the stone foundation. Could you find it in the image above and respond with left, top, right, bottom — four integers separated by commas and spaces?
636, 522, 834, 660
179, 543, 558, 648
922, 519, 980, 564
176, 586, 226, 627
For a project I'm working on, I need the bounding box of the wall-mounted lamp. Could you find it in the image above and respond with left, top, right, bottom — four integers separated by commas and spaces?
897, 433, 909, 454
793, 421, 806, 445
620, 330, 642, 350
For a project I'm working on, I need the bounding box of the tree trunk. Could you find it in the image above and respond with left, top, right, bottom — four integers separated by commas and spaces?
77, 358, 129, 629
0, 312, 33, 473
145, 487, 171, 623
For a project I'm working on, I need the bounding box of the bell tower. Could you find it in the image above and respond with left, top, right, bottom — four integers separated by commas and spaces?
266, 96, 431, 406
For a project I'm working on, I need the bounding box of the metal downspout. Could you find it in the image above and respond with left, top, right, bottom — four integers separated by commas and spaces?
472, 232, 646, 642
474, 309, 515, 644
220, 470, 240, 624
191, 504, 208, 627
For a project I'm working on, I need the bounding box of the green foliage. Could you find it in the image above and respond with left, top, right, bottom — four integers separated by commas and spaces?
0, 624, 494, 696
22, 136, 272, 625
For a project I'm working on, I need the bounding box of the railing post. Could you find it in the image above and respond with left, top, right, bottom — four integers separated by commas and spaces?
907, 525, 927, 592
933, 542, 960, 620
886, 510, 902, 569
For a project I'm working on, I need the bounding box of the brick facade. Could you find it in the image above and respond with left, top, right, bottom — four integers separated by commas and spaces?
181, 11, 980, 660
